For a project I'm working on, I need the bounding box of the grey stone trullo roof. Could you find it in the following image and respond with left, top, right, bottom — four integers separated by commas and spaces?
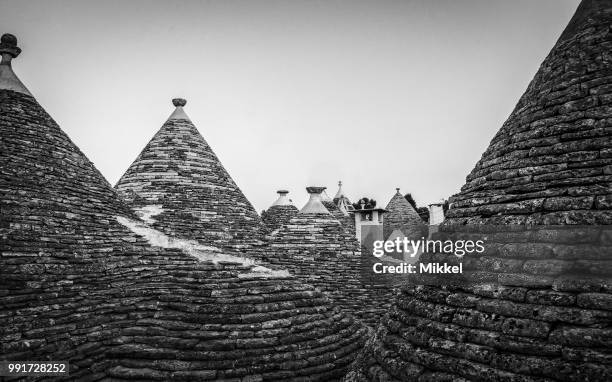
0, 34, 367, 380
114, 99, 267, 254
345, 1, 612, 381
0, 33, 31, 96
383, 188, 428, 240
334, 180, 349, 202
261, 189, 299, 231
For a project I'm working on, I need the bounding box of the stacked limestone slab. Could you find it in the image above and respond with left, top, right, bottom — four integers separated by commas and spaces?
115, 100, 266, 254
262, 190, 299, 232
345, 1, 612, 381
383, 189, 428, 240
0, 34, 367, 381
264, 188, 396, 327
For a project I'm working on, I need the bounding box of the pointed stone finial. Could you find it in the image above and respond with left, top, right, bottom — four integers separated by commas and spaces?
396, 187, 401, 194
0, 33, 32, 96
0, 34, 21, 64
334, 180, 345, 200
172, 98, 187, 107
271, 190, 292, 207
167, 97, 190, 121
300, 187, 330, 214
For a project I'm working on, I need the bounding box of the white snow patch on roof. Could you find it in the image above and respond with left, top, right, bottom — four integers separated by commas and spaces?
238, 266, 291, 279
135, 205, 164, 224
116, 216, 289, 278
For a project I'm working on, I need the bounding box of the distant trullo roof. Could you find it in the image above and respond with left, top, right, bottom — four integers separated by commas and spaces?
264, 187, 395, 326
345, 1, 612, 381
261, 189, 298, 231
334, 180, 348, 201
115, 99, 266, 253
383, 188, 427, 240
0, 34, 367, 380
322, 188, 354, 228
332, 181, 356, 227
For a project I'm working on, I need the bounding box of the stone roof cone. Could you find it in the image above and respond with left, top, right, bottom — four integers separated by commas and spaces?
261, 189, 298, 231
322, 188, 353, 225
383, 188, 427, 240
333, 181, 356, 229
0, 34, 367, 380
334, 180, 348, 201
263, 187, 395, 326
115, 98, 266, 253
345, 1, 612, 381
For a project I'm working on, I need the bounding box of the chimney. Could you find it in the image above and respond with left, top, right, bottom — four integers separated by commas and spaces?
271, 189, 292, 206
299, 187, 330, 214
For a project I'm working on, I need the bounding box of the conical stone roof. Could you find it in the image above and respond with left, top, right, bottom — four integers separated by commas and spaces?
261, 189, 299, 231
115, 99, 266, 253
263, 187, 395, 327
383, 188, 428, 240
345, 1, 612, 381
0, 34, 367, 381
333, 180, 354, 215
334, 181, 349, 202
323, 188, 354, 230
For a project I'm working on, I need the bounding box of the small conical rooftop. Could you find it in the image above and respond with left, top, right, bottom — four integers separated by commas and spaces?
115, 99, 266, 253
383, 187, 427, 240
1, 34, 367, 380
261, 189, 298, 231
334, 180, 355, 216
334, 180, 347, 200
346, 1, 612, 380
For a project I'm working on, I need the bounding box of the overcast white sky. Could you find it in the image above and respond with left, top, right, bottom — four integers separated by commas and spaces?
1, 0, 579, 212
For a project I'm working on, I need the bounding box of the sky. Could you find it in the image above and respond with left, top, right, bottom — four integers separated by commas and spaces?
1, 0, 579, 212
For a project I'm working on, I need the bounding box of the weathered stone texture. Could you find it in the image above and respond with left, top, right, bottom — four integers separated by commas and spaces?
383, 191, 428, 240
444, 3, 612, 226
114, 108, 267, 255
345, 1, 612, 381
262, 212, 396, 327
262, 204, 299, 232
322, 198, 355, 233
0, 90, 367, 380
